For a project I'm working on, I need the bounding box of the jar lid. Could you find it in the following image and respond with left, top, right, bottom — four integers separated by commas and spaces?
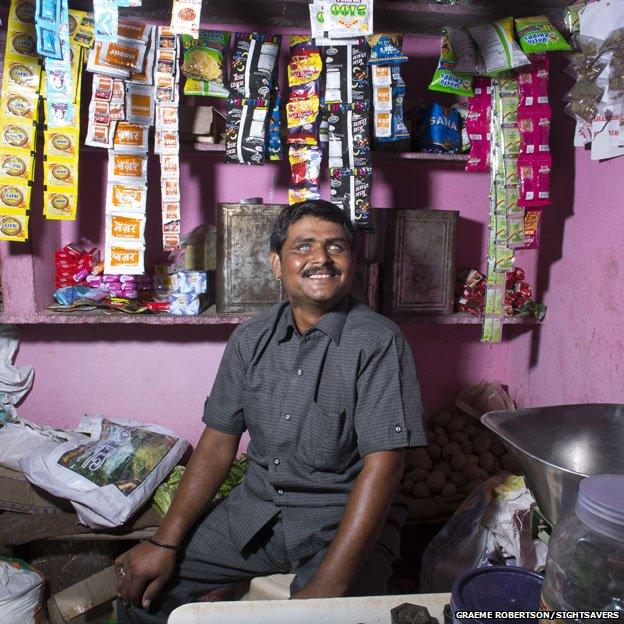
451, 566, 543, 623
576, 474, 624, 541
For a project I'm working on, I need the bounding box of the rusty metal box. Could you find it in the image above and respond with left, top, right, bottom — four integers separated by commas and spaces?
373, 209, 458, 315
216, 203, 285, 314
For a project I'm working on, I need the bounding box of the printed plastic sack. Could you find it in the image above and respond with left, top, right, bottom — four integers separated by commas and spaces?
0, 417, 87, 471
20, 415, 189, 529
0, 557, 44, 624
419, 475, 547, 592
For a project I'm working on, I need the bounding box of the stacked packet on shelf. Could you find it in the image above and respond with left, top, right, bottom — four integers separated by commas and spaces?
154, 26, 182, 251
309, 0, 373, 43
85, 19, 155, 275
287, 36, 322, 203
0, 0, 41, 241
225, 33, 281, 166
169, 269, 212, 315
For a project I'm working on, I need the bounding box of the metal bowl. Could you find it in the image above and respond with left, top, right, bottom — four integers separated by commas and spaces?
481, 404, 624, 526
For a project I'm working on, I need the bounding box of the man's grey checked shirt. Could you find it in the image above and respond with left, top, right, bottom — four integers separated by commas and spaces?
203, 296, 426, 564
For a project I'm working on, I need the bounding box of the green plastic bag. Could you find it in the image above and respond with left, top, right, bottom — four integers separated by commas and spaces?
515, 16, 571, 54
429, 27, 474, 97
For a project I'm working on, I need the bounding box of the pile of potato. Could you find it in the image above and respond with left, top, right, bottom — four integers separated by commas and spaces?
402, 408, 521, 503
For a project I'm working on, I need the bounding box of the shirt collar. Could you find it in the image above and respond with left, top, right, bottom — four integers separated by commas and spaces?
277, 297, 351, 345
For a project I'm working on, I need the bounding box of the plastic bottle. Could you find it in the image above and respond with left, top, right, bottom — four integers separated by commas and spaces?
540, 474, 624, 623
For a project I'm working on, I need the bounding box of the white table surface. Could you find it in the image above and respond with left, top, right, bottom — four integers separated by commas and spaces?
168, 592, 452, 624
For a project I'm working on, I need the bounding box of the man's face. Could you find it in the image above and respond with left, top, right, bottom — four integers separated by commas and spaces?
270, 216, 355, 309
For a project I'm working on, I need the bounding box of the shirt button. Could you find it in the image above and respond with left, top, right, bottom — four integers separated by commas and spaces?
285, 414, 291, 421
278, 489, 284, 495
274, 458, 280, 465
296, 369, 303, 376
395, 425, 403, 433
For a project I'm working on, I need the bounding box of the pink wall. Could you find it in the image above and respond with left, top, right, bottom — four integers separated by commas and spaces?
507, 62, 624, 407
10, 35, 515, 444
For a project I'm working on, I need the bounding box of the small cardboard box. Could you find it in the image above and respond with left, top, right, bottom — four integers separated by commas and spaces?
47, 565, 118, 624
0, 465, 70, 514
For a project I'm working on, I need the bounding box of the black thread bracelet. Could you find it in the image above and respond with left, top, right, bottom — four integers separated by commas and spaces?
146, 537, 181, 551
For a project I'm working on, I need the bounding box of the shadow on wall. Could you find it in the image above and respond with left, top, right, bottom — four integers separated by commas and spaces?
528, 54, 576, 369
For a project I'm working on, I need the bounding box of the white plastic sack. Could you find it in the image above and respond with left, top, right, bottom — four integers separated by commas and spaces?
419, 475, 548, 592
0, 557, 43, 624
0, 418, 86, 471
20, 415, 189, 529
0, 324, 34, 406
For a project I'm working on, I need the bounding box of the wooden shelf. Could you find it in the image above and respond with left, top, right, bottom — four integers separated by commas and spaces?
81, 0, 571, 36
0, 309, 542, 326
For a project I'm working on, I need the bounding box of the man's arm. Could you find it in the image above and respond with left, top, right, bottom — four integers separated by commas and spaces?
291, 449, 404, 599
115, 426, 240, 608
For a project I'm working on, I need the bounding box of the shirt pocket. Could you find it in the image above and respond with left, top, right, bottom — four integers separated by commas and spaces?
300, 402, 355, 472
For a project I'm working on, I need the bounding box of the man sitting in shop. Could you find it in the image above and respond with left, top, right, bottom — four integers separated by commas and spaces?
115, 199, 426, 623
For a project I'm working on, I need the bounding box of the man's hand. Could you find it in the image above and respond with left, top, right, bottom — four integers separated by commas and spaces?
290, 577, 344, 600
115, 541, 177, 609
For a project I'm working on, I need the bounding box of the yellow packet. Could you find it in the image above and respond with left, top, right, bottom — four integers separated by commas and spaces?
44, 158, 78, 188
10, 0, 36, 26
69, 11, 95, 48
44, 128, 79, 159
0, 181, 31, 211
7, 29, 38, 58
0, 208, 29, 242
0, 118, 36, 151
0, 147, 34, 181
43, 187, 78, 220
2, 55, 42, 93
1, 89, 39, 122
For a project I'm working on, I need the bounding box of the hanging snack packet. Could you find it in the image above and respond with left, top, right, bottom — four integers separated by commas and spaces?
286, 97, 321, 146
517, 105, 551, 156
366, 34, 407, 65
288, 146, 321, 204
0, 182, 31, 211
43, 187, 78, 219
523, 208, 542, 249
0, 148, 34, 182
329, 166, 373, 230
515, 16, 571, 54
225, 98, 269, 165
126, 83, 154, 125
1, 120, 36, 152
106, 182, 147, 213
181, 31, 230, 98
321, 0, 373, 39
467, 18, 530, 75
44, 159, 78, 188
288, 37, 322, 96
105, 242, 145, 274
230, 33, 281, 99
375, 65, 409, 146
108, 152, 148, 185
113, 122, 149, 153
268, 90, 284, 161
171, 0, 201, 38
324, 40, 370, 104
107, 212, 146, 243
327, 102, 370, 168
429, 27, 476, 97
0, 209, 29, 241
518, 155, 551, 207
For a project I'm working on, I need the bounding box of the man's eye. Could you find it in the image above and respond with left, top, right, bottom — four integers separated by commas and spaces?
296, 244, 311, 251
328, 244, 344, 252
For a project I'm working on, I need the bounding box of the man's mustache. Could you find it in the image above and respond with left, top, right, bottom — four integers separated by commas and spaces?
301, 265, 342, 278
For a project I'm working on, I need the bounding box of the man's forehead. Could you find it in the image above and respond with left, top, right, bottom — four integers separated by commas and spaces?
285, 216, 346, 239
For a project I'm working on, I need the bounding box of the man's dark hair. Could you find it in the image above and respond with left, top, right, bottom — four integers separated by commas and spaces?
270, 200, 356, 254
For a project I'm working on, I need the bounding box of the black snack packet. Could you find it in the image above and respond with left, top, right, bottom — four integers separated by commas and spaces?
323, 40, 370, 104
229, 33, 281, 99
225, 98, 269, 165
329, 166, 373, 231
326, 102, 371, 169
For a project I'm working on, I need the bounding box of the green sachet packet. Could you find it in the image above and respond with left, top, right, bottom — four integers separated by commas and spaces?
515, 15, 572, 54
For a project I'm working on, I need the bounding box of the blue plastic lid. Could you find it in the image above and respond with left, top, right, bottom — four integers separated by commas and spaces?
451, 566, 543, 624
576, 474, 624, 542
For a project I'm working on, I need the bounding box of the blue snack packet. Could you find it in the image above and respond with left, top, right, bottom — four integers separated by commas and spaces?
268, 90, 283, 161
418, 103, 461, 153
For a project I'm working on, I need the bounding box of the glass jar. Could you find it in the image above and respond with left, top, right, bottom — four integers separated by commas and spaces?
540, 474, 624, 621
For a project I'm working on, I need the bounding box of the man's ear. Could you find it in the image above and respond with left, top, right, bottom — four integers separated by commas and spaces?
269, 251, 282, 280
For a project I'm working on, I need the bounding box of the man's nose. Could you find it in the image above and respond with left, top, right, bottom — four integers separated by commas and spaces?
310, 244, 332, 264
